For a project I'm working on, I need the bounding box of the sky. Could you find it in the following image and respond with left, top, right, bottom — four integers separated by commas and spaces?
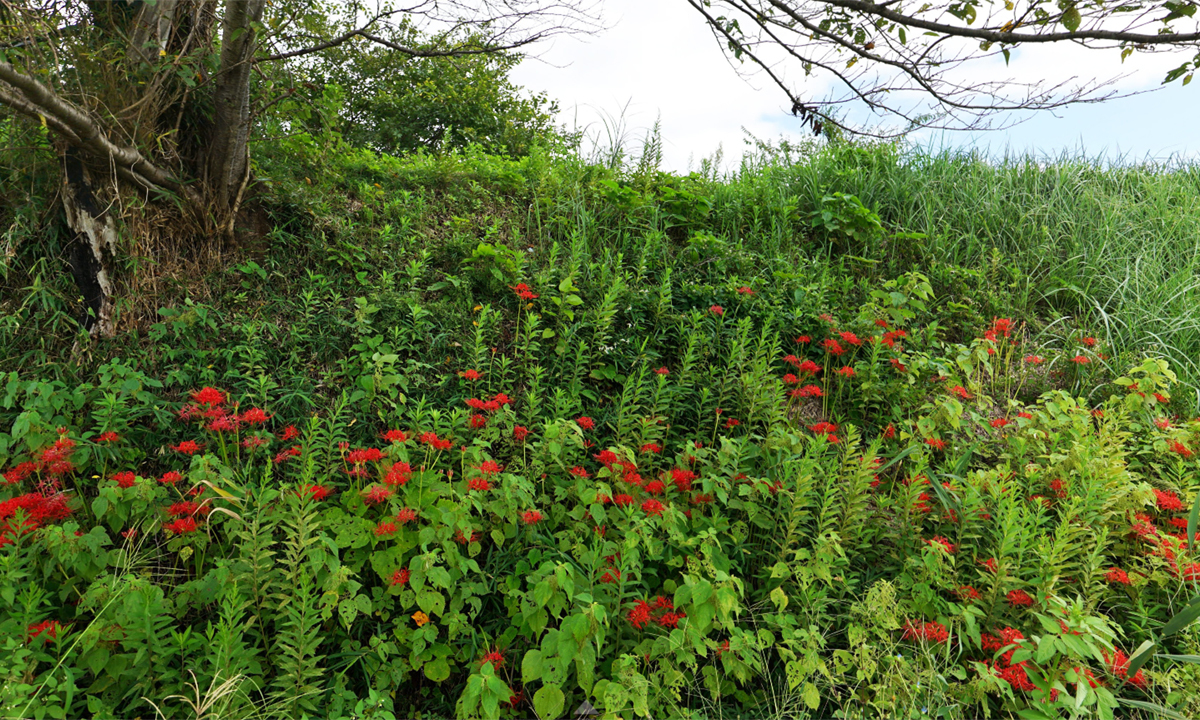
510, 0, 1200, 172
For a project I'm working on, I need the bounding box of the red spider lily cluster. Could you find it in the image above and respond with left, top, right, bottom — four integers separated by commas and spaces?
626, 596, 685, 630
902, 620, 949, 643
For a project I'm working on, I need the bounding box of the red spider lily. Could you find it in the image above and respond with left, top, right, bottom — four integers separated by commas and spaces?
96, 431, 120, 443
793, 385, 824, 399
1169, 517, 1189, 530
510, 283, 539, 301
613, 494, 634, 507
419, 432, 453, 450
640, 442, 661, 454
596, 493, 611, 505
522, 510, 543, 525
112, 471, 136, 488
454, 530, 482, 545
1155, 392, 1170, 403
979, 558, 998, 573
1155, 417, 1172, 430
375, 521, 398, 537
191, 387, 226, 406
1071, 355, 1090, 365
1154, 488, 1185, 511
992, 318, 1014, 338
1104, 649, 1148, 688
642, 499, 666, 516
736, 286, 754, 295
644, 480, 667, 495
990, 418, 1010, 428
363, 486, 393, 505
391, 568, 410, 586
469, 414, 488, 429
955, 585, 981, 602
1169, 440, 1194, 458
278, 425, 300, 441
656, 611, 685, 628
301, 484, 333, 501
274, 445, 302, 464
821, 338, 845, 356
724, 418, 740, 429
242, 436, 268, 450
159, 471, 183, 485
206, 415, 240, 433
1017, 411, 1033, 419
26, 620, 62, 643
890, 358, 908, 372
819, 313, 835, 323
460, 369, 481, 381
347, 448, 384, 464
621, 469, 644, 486
2, 461, 37, 485
795, 335, 811, 344
627, 600, 653, 629
1006, 589, 1034, 607
513, 425, 530, 441
902, 620, 949, 643
167, 501, 208, 518
576, 416, 595, 431
172, 440, 204, 455
781, 373, 799, 385
874, 319, 889, 328
164, 517, 198, 535
925, 438, 947, 450
654, 366, 670, 375
464, 476, 491, 493
395, 508, 418, 524
670, 468, 696, 492
382, 429, 408, 443
838, 331, 862, 346
480, 650, 505, 670
1080, 336, 1097, 347
710, 305, 724, 316
949, 385, 972, 400
1105, 567, 1131, 585
239, 407, 270, 425
1024, 355, 1044, 364
798, 359, 821, 374
568, 466, 589, 478
783, 354, 801, 367
808, 422, 838, 434
691, 493, 713, 504
476, 460, 503, 475
593, 450, 619, 468
600, 568, 621, 583
836, 366, 855, 378
927, 536, 956, 554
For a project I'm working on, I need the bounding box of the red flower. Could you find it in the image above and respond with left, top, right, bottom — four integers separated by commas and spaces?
656, 611, 685, 628
781, 373, 799, 385
1105, 567, 1131, 585
96, 431, 121, 443
191, 387, 226, 406
1155, 392, 1170, 404
110, 471, 136, 489
600, 568, 621, 583
1006, 589, 1034, 607
795, 335, 811, 344
480, 650, 505, 670
477, 460, 503, 475
613, 494, 634, 507
1071, 355, 1090, 365
363, 486, 393, 505
1169, 440, 1194, 458
1154, 488, 1185, 511
419, 431, 452, 450
991, 318, 1013, 338
980, 558, 998, 573
874, 319, 889, 328
640, 442, 661, 454
1080, 336, 1097, 347
396, 507, 418, 524
569, 466, 589, 478
724, 418, 740, 429
512, 425, 530, 441
391, 568, 410, 586
927, 536, 956, 554
278, 425, 300, 441
576, 416, 595, 431
172, 440, 204, 455
627, 600, 653, 629
522, 510, 543, 525
990, 418, 1010, 428
949, 385, 972, 400
883, 424, 896, 439
461, 369, 481, 381
26, 620, 62, 643
839, 331, 862, 346
736, 286, 754, 295
453, 529, 482, 545
302, 484, 333, 501
821, 338, 845, 356
469, 414, 488, 429
644, 480, 667, 495
836, 366, 855, 377
902, 620, 949, 643
239, 407, 270, 425
206, 415, 240, 433
925, 438, 947, 450
510, 283, 539, 300
159, 471, 183, 485
955, 585, 981, 602
382, 429, 408, 443
1017, 411, 1033, 419
375, 521, 398, 537
1104, 649, 1148, 688
642, 498, 666, 516
164, 517, 198, 535
710, 305, 724, 316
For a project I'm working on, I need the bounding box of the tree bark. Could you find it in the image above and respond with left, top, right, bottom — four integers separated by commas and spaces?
207, 0, 265, 220
61, 149, 120, 337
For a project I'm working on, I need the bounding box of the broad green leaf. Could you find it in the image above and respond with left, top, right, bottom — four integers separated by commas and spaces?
1125, 638, 1157, 676
424, 657, 450, 682
1162, 595, 1200, 637
533, 684, 565, 719
1117, 698, 1187, 720
1062, 6, 1081, 31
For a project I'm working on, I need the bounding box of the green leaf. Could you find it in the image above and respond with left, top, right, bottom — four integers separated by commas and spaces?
1062, 6, 1081, 31
1117, 699, 1188, 720
801, 682, 819, 710
522, 649, 544, 683
1157, 653, 1200, 664
1162, 595, 1200, 637
533, 684, 565, 719
424, 657, 450, 682
91, 496, 108, 520
1125, 639, 1157, 676
1187, 490, 1199, 555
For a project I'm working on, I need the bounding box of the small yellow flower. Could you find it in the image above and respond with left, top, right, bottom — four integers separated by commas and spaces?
412, 611, 430, 627
473, 304, 483, 312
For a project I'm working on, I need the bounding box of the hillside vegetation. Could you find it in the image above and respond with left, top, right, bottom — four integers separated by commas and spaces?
2, 131, 1200, 719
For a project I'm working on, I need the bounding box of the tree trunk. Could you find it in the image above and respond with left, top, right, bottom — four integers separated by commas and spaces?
207, 0, 265, 222
61, 149, 120, 337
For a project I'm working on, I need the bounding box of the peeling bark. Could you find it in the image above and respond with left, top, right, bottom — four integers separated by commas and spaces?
62, 149, 119, 337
